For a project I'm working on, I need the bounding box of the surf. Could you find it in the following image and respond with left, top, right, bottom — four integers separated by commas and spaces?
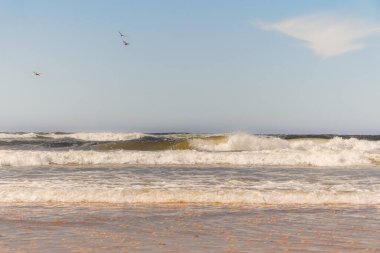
1, 187, 379, 205
0, 132, 379, 167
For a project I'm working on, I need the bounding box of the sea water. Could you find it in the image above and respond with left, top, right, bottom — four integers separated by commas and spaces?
0, 132, 379, 252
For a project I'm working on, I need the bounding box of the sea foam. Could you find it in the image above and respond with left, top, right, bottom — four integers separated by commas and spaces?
0, 147, 376, 167
46, 132, 147, 141
0, 132, 147, 141
1, 186, 379, 204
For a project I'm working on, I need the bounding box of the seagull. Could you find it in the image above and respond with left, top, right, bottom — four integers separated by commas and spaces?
118, 31, 126, 37
33, 72, 41, 76
122, 40, 129, 46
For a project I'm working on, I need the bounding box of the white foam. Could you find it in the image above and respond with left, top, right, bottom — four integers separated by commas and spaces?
290, 137, 380, 152
0, 133, 39, 139
0, 132, 147, 141
191, 134, 380, 153
0, 186, 379, 204
0, 147, 375, 167
45, 132, 147, 141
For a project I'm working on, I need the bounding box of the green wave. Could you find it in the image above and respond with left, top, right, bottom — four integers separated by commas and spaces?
95, 135, 227, 151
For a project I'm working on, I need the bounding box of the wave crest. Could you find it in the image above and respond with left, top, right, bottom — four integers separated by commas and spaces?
190, 133, 289, 151
0, 132, 147, 141
46, 132, 147, 141
0, 133, 379, 167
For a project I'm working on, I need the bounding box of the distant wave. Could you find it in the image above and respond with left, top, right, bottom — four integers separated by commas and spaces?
0, 133, 39, 139
45, 132, 148, 141
0, 132, 147, 141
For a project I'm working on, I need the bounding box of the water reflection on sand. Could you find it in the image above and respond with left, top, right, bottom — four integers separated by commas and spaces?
0, 203, 379, 252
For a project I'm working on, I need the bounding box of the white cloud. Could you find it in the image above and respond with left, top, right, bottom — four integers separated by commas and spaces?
256, 14, 380, 58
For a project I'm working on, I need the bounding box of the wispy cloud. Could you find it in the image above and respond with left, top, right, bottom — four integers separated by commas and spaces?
256, 14, 380, 58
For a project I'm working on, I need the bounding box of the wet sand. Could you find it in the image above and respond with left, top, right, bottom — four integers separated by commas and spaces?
0, 204, 379, 252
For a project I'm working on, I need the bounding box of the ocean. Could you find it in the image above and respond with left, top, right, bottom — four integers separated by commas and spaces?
0, 132, 380, 252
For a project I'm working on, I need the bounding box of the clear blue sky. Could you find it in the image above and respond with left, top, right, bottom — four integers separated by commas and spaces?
1, 0, 380, 134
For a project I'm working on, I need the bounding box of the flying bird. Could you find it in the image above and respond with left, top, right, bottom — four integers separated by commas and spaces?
118, 31, 126, 37
122, 40, 129, 46
33, 72, 41, 76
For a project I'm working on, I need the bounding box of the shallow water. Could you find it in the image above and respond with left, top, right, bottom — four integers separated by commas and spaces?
0, 165, 379, 252
0, 203, 379, 252
1, 165, 380, 204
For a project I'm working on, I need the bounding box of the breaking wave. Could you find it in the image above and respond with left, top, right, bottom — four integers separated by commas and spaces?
0, 133, 39, 139
0, 147, 378, 167
0, 132, 147, 141
45, 132, 147, 141
190, 133, 289, 151
0, 133, 379, 167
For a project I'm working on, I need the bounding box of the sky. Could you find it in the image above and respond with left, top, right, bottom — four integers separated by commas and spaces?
1, 0, 380, 134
